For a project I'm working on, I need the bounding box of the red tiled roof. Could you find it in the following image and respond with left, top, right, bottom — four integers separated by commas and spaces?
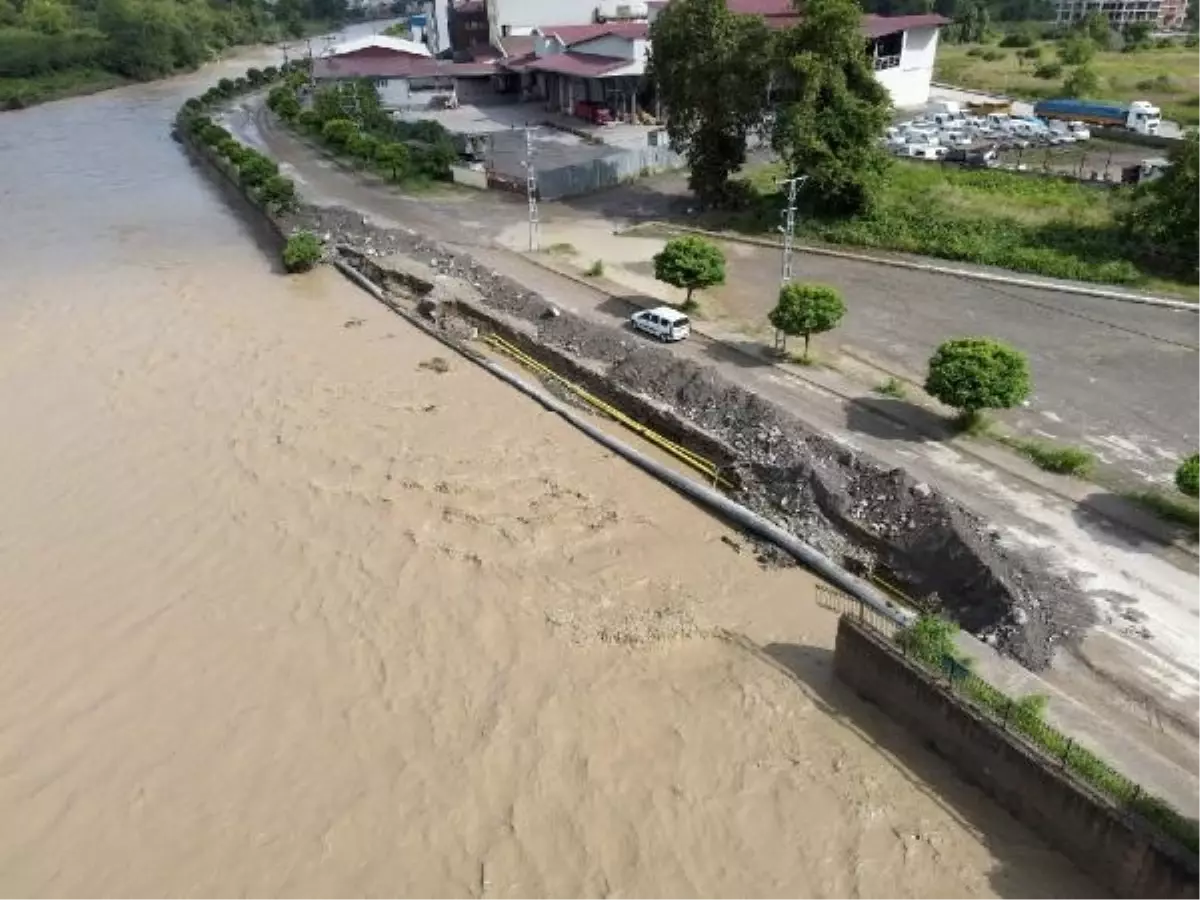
519, 51, 633, 76
313, 56, 497, 79
535, 21, 649, 45
727, 0, 793, 14
496, 34, 537, 57
861, 13, 949, 36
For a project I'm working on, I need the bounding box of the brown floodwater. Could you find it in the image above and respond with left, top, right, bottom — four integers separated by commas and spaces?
0, 38, 1098, 898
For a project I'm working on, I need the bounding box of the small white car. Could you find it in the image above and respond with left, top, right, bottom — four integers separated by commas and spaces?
631, 306, 691, 342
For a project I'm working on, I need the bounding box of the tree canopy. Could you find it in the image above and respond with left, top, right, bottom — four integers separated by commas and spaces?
771, 0, 893, 216
1120, 131, 1199, 280
647, 0, 772, 207
0, 0, 353, 101
652, 235, 726, 306
768, 282, 846, 359
924, 337, 1031, 424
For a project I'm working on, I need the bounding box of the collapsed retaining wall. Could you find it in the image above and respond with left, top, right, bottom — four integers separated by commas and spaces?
834, 616, 1199, 899
329, 238, 1085, 670
177, 114, 1089, 671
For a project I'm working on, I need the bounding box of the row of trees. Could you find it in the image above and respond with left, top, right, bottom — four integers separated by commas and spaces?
648, 0, 892, 216
268, 78, 459, 183
0, 0, 348, 84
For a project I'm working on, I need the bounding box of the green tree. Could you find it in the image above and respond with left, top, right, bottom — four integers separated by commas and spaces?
771, 0, 892, 216
345, 131, 379, 162
373, 141, 409, 181
1176, 454, 1200, 497
1078, 9, 1113, 47
651, 235, 726, 307
259, 174, 296, 210
21, 0, 72, 34
1120, 131, 1198, 278
1063, 63, 1100, 96
768, 282, 846, 360
282, 231, 323, 273
321, 116, 357, 147
1058, 34, 1096, 65
237, 151, 278, 187
245, 66, 265, 85
924, 337, 1031, 429
945, 0, 989, 43
1123, 20, 1152, 47
647, 0, 772, 207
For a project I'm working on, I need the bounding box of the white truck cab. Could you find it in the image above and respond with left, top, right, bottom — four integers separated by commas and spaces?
1128, 100, 1162, 135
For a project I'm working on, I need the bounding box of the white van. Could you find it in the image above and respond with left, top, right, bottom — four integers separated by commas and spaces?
630, 306, 691, 342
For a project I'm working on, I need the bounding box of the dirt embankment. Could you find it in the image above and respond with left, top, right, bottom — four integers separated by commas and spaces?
266, 204, 1091, 671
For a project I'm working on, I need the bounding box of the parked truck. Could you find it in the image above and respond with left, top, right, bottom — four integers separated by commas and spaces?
1032, 98, 1162, 135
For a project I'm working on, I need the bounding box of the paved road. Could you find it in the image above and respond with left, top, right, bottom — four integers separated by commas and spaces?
231, 100, 1200, 785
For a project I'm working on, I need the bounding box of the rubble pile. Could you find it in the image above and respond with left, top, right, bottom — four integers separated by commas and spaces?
288, 203, 1089, 671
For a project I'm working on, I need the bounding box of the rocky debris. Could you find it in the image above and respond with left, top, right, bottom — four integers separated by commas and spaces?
286, 201, 1093, 672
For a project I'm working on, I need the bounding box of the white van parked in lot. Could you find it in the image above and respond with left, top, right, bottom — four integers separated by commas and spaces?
630, 306, 691, 342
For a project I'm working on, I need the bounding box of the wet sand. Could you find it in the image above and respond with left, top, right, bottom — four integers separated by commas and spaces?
0, 240, 1098, 895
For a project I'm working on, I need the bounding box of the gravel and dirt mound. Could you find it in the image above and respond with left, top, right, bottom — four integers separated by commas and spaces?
284, 204, 1091, 671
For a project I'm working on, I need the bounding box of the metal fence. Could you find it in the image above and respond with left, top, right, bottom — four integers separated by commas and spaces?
828, 588, 1197, 853
534, 144, 686, 201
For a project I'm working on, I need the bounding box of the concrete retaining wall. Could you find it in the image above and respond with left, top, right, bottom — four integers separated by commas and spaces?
834, 616, 1199, 899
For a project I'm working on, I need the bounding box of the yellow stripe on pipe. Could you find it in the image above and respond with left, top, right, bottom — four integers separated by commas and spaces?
482, 334, 733, 489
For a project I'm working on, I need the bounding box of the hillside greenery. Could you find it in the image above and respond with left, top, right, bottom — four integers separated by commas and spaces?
0, 0, 359, 109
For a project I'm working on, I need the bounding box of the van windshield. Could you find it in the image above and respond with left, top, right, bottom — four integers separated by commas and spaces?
675, 317, 690, 328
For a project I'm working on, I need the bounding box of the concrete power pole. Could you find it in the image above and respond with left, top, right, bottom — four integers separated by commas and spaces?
523, 126, 540, 252
774, 174, 806, 353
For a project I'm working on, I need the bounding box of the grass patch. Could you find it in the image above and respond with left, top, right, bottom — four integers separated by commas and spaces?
895, 614, 1199, 855
715, 160, 1196, 295
1007, 437, 1097, 476
584, 259, 604, 277
0, 68, 131, 110
935, 42, 1200, 127
874, 376, 908, 399
1124, 489, 1200, 531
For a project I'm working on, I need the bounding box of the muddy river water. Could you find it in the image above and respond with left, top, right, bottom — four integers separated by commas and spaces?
0, 37, 1097, 897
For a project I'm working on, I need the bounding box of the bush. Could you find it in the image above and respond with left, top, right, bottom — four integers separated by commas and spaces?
980, 49, 1006, 61
1064, 64, 1101, 97
184, 97, 202, 112
246, 66, 265, 85
925, 337, 1031, 429
282, 231, 323, 273
216, 76, 235, 96
296, 109, 321, 132
321, 117, 357, 147
263, 65, 279, 80
651, 235, 726, 307
1018, 45, 1043, 60
896, 615, 961, 666
966, 46, 986, 57
259, 174, 296, 210
1058, 35, 1096, 65
237, 152, 278, 188
1034, 61, 1064, 79
999, 31, 1035, 47
218, 137, 248, 166
768, 282, 846, 361
1176, 453, 1200, 497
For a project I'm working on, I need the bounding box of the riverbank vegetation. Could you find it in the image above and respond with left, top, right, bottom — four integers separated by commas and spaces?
268, 78, 458, 188
0, 0, 355, 110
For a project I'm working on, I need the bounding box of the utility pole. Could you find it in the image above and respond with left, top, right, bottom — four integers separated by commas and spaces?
774, 174, 806, 353
523, 125, 540, 252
